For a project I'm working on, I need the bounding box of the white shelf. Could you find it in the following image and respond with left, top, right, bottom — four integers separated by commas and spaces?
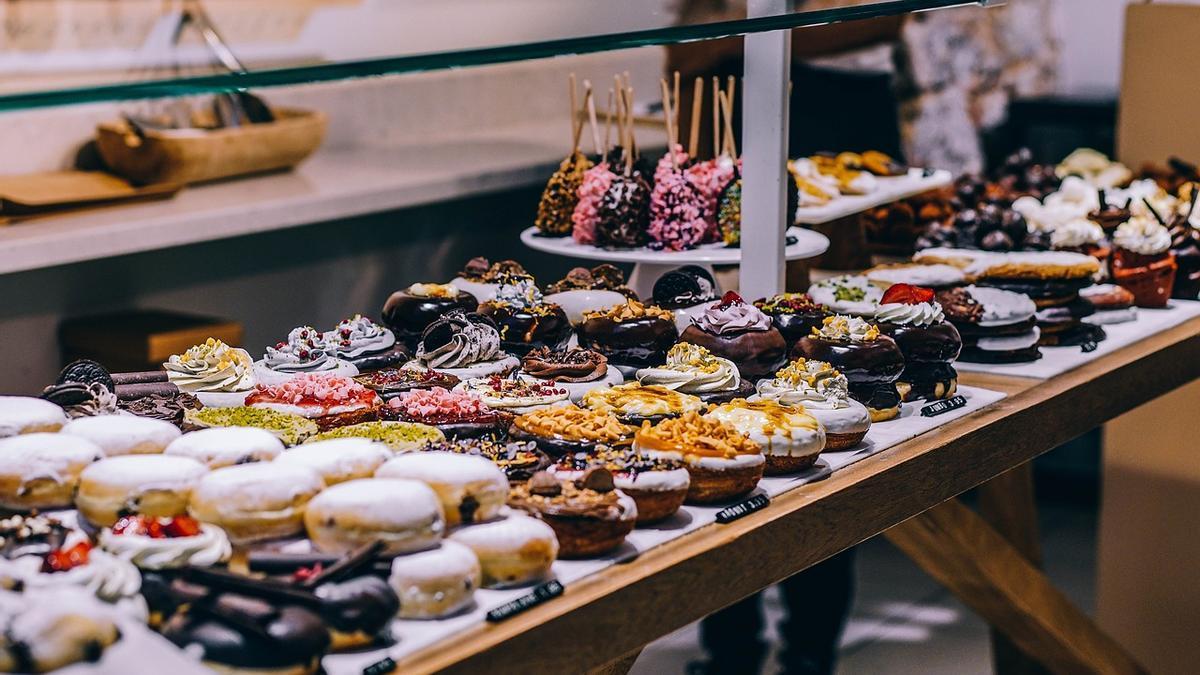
519, 225, 829, 264
0, 124, 667, 276
793, 169, 953, 225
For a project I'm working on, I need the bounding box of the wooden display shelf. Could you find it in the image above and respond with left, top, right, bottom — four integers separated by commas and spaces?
391, 317, 1200, 674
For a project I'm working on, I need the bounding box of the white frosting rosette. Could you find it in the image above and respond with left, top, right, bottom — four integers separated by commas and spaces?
164, 338, 256, 407
636, 343, 741, 395
1114, 216, 1172, 256
874, 301, 945, 327
99, 523, 232, 570
753, 359, 870, 440
1050, 218, 1105, 249
326, 314, 397, 360
255, 326, 358, 385
0, 538, 147, 622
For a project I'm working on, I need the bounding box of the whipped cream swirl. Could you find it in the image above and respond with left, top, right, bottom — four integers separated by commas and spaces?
874, 301, 945, 327
99, 524, 232, 570
637, 343, 740, 394
326, 315, 396, 359
1051, 218, 1105, 249
492, 277, 544, 310
263, 326, 338, 373
693, 299, 772, 334
812, 315, 880, 342
0, 545, 145, 620
417, 314, 503, 368
1114, 216, 1172, 255
755, 358, 850, 410
165, 338, 256, 393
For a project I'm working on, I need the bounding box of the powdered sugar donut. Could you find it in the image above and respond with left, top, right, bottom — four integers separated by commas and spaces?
388, 541, 481, 619
61, 415, 180, 456
76, 455, 208, 527
0, 433, 104, 511
448, 513, 558, 588
188, 463, 324, 544
274, 438, 392, 485
164, 427, 284, 469
304, 478, 444, 556
375, 452, 508, 527
0, 396, 68, 438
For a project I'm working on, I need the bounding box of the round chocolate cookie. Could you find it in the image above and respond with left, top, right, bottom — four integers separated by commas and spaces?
652, 265, 717, 310
678, 325, 787, 381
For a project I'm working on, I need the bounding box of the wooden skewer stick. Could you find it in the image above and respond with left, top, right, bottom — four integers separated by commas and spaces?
673, 70, 681, 148
603, 88, 615, 164
712, 76, 722, 159
660, 79, 677, 170
583, 82, 602, 158
726, 75, 736, 118
720, 89, 737, 158
569, 73, 579, 153
689, 76, 704, 159
626, 85, 639, 168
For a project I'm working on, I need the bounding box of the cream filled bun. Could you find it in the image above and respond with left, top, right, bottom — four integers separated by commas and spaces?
0, 433, 104, 511
0, 397, 68, 438
273, 438, 392, 485
76, 455, 209, 527
374, 452, 508, 527
188, 463, 324, 545
705, 400, 826, 475
388, 541, 481, 619
61, 415, 180, 456
304, 478, 444, 556
0, 588, 121, 673
163, 427, 284, 469
448, 512, 558, 588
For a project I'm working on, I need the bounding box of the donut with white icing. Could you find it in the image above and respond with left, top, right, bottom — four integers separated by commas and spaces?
188, 463, 324, 544
304, 478, 444, 556
164, 427, 284, 469
388, 541, 481, 619
0, 588, 121, 673
0, 433, 104, 511
374, 452, 508, 527
0, 397, 68, 438
448, 512, 558, 588
76, 455, 208, 527
273, 438, 392, 485
61, 415, 180, 456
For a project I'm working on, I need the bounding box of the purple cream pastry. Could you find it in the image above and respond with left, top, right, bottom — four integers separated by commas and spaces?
678, 292, 787, 381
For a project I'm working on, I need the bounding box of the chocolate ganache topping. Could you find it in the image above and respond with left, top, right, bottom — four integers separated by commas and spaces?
934, 288, 986, 324
119, 392, 202, 426
521, 347, 608, 383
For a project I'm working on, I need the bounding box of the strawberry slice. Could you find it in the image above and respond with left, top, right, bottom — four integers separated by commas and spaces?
881, 283, 935, 305
42, 541, 92, 573
717, 291, 744, 308
164, 516, 202, 538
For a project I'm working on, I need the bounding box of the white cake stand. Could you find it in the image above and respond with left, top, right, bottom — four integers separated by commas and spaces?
519, 226, 830, 299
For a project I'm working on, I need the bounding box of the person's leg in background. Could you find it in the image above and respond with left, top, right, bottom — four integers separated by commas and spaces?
776, 548, 858, 675
691, 592, 768, 674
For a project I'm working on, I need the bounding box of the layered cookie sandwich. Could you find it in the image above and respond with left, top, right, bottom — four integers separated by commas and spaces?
936, 286, 1042, 363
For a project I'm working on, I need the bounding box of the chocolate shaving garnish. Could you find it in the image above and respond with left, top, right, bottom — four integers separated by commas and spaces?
183, 566, 322, 609
579, 467, 615, 493
298, 540, 383, 589
528, 472, 562, 497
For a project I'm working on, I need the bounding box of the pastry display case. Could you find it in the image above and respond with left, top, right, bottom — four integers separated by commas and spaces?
0, 1, 1193, 674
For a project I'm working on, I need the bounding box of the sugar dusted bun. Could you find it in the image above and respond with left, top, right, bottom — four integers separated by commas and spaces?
189, 463, 325, 544
61, 415, 180, 456
388, 541, 481, 619
273, 438, 391, 485
304, 478, 444, 556
374, 452, 508, 527
0, 433, 104, 511
0, 396, 68, 438
76, 455, 208, 527
164, 427, 284, 468
448, 513, 558, 588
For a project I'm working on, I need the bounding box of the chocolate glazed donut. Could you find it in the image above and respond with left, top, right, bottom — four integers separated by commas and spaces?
382, 290, 480, 349
879, 322, 962, 363
768, 310, 830, 348
577, 316, 679, 369
476, 303, 574, 357
678, 326, 788, 381
792, 335, 905, 409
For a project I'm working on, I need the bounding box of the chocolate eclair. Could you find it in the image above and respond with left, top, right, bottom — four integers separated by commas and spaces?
793, 315, 905, 421
477, 277, 573, 357
577, 300, 679, 371
754, 293, 831, 348
679, 292, 788, 381
873, 284, 962, 402
382, 282, 479, 350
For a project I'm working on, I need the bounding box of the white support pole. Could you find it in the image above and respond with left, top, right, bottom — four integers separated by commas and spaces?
739, 0, 792, 300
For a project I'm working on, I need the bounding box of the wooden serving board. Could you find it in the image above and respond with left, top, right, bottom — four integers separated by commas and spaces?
0, 171, 181, 222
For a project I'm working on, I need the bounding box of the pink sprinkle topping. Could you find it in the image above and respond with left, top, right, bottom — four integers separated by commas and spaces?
572, 162, 615, 245
390, 387, 491, 419
251, 373, 374, 405
648, 169, 709, 251
686, 158, 737, 242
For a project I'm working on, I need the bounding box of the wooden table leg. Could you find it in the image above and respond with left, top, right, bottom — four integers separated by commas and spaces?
978, 463, 1050, 675
885, 498, 1147, 675
586, 647, 644, 675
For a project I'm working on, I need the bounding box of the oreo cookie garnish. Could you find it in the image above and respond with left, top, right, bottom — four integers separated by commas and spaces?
55, 359, 115, 393
653, 265, 717, 309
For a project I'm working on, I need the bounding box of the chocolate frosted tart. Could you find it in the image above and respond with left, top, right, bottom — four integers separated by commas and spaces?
476, 277, 573, 356
508, 469, 638, 558
793, 315, 905, 421
754, 293, 831, 348
577, 300, 679, 370
679, 292, 787, 380
382, 282, 479, 349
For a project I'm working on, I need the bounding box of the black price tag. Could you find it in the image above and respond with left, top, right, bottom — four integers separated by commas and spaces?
363, 657, 396, 675
716, 493, 770, 523
1080, 340, 1099, 353
486, 580, 565, 622
921, 395, 968, 417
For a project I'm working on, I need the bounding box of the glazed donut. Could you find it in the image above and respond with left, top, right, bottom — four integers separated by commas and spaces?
448, 513, 558, 588
0, 396, 68, 438
188, 463, 325, 545
273, 438, 391, 485
374, 452, 508, 527
388, 541, 481, 619
164, 427, 284, 468
61, 415, 180, 456
76, 455, 208, 527
0, 433, 103, 511
304, 478, 444, 556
